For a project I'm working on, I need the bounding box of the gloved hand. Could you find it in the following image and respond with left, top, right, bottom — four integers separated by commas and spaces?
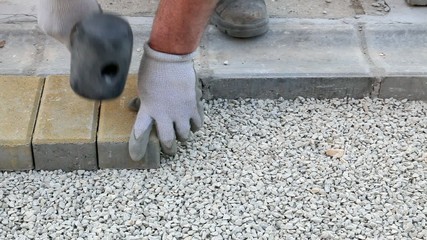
129, 43, 204, 161
37, 0, 101, 48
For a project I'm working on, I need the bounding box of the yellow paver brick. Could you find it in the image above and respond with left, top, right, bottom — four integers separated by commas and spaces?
32, 75, 99, 171
0, 76, 43, 170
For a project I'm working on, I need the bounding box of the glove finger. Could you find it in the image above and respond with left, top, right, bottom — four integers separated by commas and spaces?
129, 125, 151, 161
175, 121, 191, 142
156, 120, 177, 156
191, 80, 204, 132
190, 101, 204, 132
196, 79, 203, 100
141, 126, 161, 169
133, 110, 152, 138
129, 112, 152, 161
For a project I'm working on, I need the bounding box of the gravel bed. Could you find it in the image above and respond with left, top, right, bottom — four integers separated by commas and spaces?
1, 98, 427, 239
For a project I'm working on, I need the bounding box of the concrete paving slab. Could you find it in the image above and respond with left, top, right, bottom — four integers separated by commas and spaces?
0, 26, 42, 75
35, 37, 70, 76
1, 0, 389, 21
127, 20, 152, 74
0, 76, 43, 170
98, 0, 159, 17
362, 0, 427, 23
205, 22, 370, 77
268, 0, 357, 18
97, 75, 160, 169
32, 75, 99, 171
365, 23, 427, 100
0, 0, 37, 23
364, 23, 427, 75
97, 0, 388, 18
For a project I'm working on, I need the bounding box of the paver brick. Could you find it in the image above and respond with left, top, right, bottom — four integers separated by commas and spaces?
97, 75, 160, 169
0, 76, 44, 170
32, 75, 99, 171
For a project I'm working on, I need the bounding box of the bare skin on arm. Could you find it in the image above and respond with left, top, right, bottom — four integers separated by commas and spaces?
149, 0, 220, 55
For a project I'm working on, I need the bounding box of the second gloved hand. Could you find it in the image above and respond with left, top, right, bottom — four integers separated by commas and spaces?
129, 43, 204, 161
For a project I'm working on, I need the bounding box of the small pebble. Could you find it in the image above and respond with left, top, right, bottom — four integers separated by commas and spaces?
325, 149, 345, 158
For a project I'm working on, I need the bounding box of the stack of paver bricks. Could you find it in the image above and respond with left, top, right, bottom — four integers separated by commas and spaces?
0, 75, 156, 171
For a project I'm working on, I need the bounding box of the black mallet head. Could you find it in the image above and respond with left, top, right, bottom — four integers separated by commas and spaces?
70, 13, 133, 100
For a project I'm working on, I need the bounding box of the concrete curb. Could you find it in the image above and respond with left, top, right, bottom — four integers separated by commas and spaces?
1, 18, 427, 101
199, 21, 427, 100
0, 75, 162, 171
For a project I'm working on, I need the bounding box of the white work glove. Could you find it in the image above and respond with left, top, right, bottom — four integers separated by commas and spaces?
37, 0, 101, 48
129, 43, 204, 160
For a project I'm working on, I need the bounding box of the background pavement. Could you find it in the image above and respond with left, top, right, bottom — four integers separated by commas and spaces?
0, 0, 391, 19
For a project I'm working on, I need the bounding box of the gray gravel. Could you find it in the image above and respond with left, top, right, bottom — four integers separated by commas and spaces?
1, 98, 427, 239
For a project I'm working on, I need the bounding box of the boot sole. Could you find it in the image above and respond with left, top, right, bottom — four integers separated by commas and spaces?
211, 11, 269, 38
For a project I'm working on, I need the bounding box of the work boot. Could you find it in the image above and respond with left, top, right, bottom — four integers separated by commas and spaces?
211, 0, 269, 38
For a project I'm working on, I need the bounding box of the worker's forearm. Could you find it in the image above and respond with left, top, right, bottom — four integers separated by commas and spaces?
149, 0, 219, 55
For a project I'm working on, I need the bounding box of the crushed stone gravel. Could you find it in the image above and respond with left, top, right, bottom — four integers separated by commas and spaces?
1, 97, 427, 239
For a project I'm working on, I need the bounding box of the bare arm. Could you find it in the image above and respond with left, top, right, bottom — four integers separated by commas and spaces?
149, 0, 219, 55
